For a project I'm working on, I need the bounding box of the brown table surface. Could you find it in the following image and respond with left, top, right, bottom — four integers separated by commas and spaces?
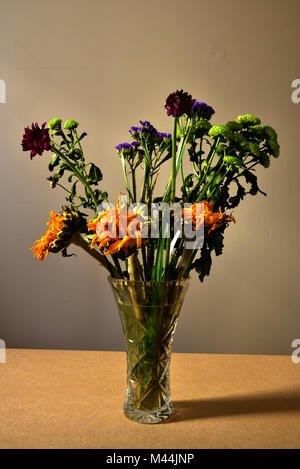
0, 349, 299, 449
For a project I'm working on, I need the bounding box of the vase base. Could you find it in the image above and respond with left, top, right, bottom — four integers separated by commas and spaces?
124, 403, 173, 424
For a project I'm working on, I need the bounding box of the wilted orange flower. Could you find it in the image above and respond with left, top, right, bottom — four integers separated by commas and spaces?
183, 201, 235, 234
88, 196, 143, 256
31, 211, 66, 261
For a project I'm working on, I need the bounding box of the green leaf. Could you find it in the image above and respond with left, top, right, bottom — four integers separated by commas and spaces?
78, 132, 87, 141
61, 247, 76, 258
212, 232, 224, 256
79, 197, 88, 208
94, 189, 108, 203
154, 151, 172, 169
48, 154, 60, 172
195, 245, 212, 283
70, 181, 78, 196
88, 164, 103, 185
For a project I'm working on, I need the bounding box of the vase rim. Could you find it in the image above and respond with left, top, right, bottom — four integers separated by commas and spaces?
108, 276, 190, 285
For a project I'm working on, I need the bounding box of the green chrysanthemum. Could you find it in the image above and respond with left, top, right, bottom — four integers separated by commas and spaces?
260, 153, 270, 168
48, 118, 62, 134
64, 120, 79, 130
208, 125, 231, 139
223, 155, 242, 166
248, 142, 261, 157
248, 125, 265, 138
194, 120, 212, 136
236, 114, 261, 127
231, 132, 247, 146
186, 120, 212, 142
264, 126, 278, 141
267, 140, 280, 158
216, 144, 228, 154
226, 120, 242, 131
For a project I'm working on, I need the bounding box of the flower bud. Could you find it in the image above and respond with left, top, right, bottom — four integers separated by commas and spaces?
236, 114, 261, 127
48, 118, 62, 130
64, 120, 79, 130
223, 156, 242, 166
208, 125, 230, 139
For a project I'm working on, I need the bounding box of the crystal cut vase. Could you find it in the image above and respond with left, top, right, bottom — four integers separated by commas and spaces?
109, 278, 189, 424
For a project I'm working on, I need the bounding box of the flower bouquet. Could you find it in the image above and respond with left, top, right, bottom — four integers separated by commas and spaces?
23, 90, 279, 423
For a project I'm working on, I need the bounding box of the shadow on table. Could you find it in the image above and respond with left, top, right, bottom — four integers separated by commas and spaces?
171, 387, 300, 423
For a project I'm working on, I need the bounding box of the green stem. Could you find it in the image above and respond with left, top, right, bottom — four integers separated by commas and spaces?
170, 117, 178, 203
50, 144, 98, 211
131, 167, 137, 202
162, 119, 192, 203
141, 245, 148, 280
112, 254, 124, 278
74, 129, 86, 174
196, 138, 220, 202
120, 155, 133, 202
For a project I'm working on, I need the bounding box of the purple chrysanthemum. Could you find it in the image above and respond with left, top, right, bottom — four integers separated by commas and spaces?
22, 122, 51, 159
164, 90, 196, 118
192, 101, 215, 120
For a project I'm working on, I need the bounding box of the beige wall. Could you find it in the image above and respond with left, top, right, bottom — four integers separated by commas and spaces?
0, 0, 299, 354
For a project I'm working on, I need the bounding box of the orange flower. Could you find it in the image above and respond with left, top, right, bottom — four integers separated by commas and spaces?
182, 201, 235, 234
88, 196, 143, 256
31, 211, 66, 261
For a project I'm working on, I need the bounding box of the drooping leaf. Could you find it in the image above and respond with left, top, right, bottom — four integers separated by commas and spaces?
88, 164, 103, 185
61, 247, 76, 258
48, 154, 60, 172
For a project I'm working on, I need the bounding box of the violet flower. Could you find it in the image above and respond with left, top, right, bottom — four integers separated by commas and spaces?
192, 101, 215, 120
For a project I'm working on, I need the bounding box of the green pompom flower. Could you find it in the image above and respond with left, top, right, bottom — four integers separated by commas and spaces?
267, 140, 280, 158
187, 120, 212, 143
64, 120, 79, 130
260, 153, 270, 168
264, 126, 278, 141
236, 114, 261, 127
208, 125, 231, 139
226, 121, 242, 131
248, 125, 265, 138
248, 142, 261, 157
223, 155, 242, 166
194, 120, 212, 136
231, 132, 247, 146
216, 144, 228, 154
48, 118, 62, 134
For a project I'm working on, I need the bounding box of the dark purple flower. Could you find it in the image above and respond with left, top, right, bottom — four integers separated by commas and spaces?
129, 121, 158, 139
192, 101, 215, 120
164, 89, 196, 118
157, 132, 171, 140
129, 126, 140, 137
139, 121, 157, 135
21, 122, 51, 159
131, 141, 140, 147
115, 142, 132, 153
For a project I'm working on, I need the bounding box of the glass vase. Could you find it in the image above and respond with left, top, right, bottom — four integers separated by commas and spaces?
109, 277, 189, 424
